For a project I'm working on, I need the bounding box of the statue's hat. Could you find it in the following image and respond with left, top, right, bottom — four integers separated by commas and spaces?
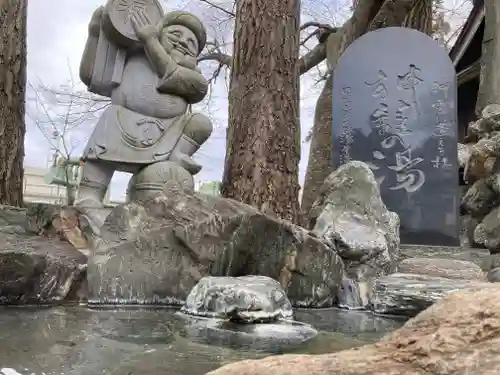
162, 11, 207, 53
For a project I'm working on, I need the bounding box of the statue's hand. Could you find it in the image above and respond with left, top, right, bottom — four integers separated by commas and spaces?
88, 6, 103, 37
130, 10, 157, 42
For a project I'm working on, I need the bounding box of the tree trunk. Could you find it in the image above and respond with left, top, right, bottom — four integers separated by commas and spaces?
300, 75, 333, 229
403, 0, 433, 35
0, 0, 27, 207
221, 0, 301, 223
476, 0, 500, 114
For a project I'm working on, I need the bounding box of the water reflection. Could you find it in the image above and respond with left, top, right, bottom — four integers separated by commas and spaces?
0, 306, 405, 375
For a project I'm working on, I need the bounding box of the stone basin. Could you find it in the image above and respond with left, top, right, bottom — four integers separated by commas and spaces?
0, 306, 406, 375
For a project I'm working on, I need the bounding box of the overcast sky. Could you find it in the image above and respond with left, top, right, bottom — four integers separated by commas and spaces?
25, 0, 470, 200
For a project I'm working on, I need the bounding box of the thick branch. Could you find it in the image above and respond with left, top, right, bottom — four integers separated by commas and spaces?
368, 0, 419, 31
198, 52, 232, 66
299, 43, 326, 75
300, 22, 336, 32
324, 0, 384, 71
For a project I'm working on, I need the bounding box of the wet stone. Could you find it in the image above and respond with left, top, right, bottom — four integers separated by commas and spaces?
0, 232, 87, 304
332, 27, 460, 246
181, 276, 294, 323
371, 273, 489, 316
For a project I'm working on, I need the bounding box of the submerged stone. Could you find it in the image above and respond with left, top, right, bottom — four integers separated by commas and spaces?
178, 314, 318, 353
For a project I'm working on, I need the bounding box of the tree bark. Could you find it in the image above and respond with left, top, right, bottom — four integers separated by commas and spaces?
221, 0, 301, 223
0, 0, 27, 207
476, 0, 500, 114
403, 0, 433, 35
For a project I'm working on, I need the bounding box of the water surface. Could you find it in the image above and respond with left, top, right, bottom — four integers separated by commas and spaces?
0, 306, 406, 375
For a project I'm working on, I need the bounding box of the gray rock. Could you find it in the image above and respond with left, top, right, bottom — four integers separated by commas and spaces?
461, 179, 497, 218
474, 205, 500, 253
0, 205, 27, 234
371, 273, 489, 316
479, 104, 500, 133
0, 232, 87, 304
86, 185, 344, 308
311, 161, 400, 308
484, 253, 500, 270
458, 143, 471, 169
399, 244, 490, 270
460, 214, 485, 248
487, 267, 500, 282
396, 257, 485, 280
464, 133, 500, 184
181, 276, 293, 323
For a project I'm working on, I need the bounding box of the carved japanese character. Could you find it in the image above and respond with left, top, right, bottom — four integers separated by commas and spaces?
365, 70, 388, 98
387, 148, 424, 173
381, 134, 405, 149
340, 145, 351, 163
341, 128, 354, 146
395, 99, 412, 134
434, 121, 453, 137
431, 81, 450, 99
117, 0, 147, 13
389, 169, 426, 193
370, 103, 391, 134
431, 156, 452, 169
397, 64, 423, 90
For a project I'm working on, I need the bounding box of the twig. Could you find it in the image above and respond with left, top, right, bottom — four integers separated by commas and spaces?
200, 0, 235, 17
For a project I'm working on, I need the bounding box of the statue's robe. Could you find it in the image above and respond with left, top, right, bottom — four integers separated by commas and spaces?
82, 53, 207, 173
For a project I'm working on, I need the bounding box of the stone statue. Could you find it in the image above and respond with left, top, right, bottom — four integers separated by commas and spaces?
76, 1, 212, 208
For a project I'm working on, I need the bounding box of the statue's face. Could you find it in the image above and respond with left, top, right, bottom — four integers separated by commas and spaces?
161, 25, 199, 69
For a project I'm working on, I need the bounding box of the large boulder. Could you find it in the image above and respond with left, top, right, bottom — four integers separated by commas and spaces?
0, 204, 87, 304
310, 161, 400, 308
85, 184, 344, 307
206, 284, 500, 375
370, 273, 489, 316
181, 276, 293, 323
0, 231, 87, 304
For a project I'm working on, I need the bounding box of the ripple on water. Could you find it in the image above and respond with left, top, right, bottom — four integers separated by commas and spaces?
0, 306, 406, 375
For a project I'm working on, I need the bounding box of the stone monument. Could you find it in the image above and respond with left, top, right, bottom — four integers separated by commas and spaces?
331, 27, 460, 246
76, 0, 212, 216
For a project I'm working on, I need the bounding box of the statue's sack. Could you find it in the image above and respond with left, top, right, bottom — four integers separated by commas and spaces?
81, 0, 164, 97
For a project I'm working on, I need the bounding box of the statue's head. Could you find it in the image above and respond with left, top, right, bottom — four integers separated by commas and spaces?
159, 11, 207, 70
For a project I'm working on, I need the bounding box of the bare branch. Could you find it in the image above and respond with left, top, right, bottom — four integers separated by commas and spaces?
200, 0, 235, 17
300, 21, 336, 32
299, 43, 327, 75
198, 40, 232, 67
198, 52, 232, 66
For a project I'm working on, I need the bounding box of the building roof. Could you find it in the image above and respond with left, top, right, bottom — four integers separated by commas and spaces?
449, 0, 484, 67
